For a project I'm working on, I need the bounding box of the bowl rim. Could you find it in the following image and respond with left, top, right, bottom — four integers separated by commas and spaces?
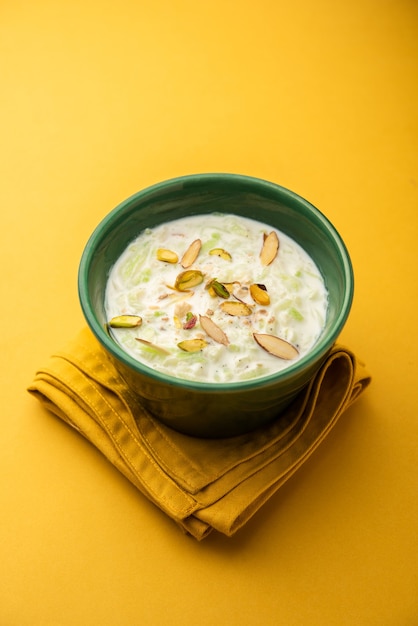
78, 172, 354, 390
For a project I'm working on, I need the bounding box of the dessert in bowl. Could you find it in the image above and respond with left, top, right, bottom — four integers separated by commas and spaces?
78, 174, 353, 437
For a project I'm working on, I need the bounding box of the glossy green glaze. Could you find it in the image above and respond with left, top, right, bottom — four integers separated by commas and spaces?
78, 174, 353, 437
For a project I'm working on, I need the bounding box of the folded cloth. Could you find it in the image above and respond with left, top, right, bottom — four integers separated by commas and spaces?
28, 327, 371, 540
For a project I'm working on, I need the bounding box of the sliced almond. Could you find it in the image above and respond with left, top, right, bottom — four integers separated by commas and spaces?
209, 248, 232, 261
181, 239, 202, 268
174, 300, 191, 319
169, 293, 192, 307
174, 269, 204, 291
220, 301, 253, 316
253, 333, 299, 360
156, 248, 178, 263
260, 231, 279, 266
199, 315, 229, 345
135, 338, 170, 354
250, 283, 270, 305
223, 281, 241, 294
178, 338, 208, 352
109, 315, 142, 328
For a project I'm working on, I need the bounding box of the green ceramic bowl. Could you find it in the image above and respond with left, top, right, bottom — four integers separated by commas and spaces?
78, 174, 353, 437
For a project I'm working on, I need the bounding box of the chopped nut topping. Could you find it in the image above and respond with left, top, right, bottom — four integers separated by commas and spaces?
181, 239, 202, 268
174, 301, 191, 319
206, 282, 217, 297
253, 333, 299, 359
156, 248, 179, 263
223, 281, 241, 294
183, 312, 197, 329
210, 279, 230, 299
250, 283, 271, 305
260, 231, 279, 266
220, 301, 253, 316
209, 248, 232, 261
178, 338, 208, 352
199, 315, 229, 345
109, 315, 142, 328
174, 269, 204, 291
135, 338, 170, 354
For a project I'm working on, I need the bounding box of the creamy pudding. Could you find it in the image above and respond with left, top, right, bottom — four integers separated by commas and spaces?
105, 213, 328, 383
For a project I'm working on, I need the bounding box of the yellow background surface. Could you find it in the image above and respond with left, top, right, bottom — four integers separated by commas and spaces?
1, 1, 417, 624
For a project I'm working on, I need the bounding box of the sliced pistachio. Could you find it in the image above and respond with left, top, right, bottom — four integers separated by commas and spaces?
174, 269, 204, 291
108, 315, 142, 328
199, 315, 229, 346
181, 239, 202, 268
178, 338, 208, 352
135, 338, 170, 354
260, 231, 279, 266
253, 333, 299, 360
250, 283, 271, 306
206, 283, 217, 297
209, 248, 232, 261
210, 279, 230, 299
156, 248, 179, 263
220, 301, 253, 316
183, 312, 197, 329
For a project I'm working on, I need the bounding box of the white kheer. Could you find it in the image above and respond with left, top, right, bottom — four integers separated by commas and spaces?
105, 213, 328, 383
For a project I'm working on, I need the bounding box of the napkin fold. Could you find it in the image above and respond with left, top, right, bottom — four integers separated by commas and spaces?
28, 328, 371, 540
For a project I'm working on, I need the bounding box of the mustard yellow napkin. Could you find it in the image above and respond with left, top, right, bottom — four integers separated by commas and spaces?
28, 327, 371, 540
